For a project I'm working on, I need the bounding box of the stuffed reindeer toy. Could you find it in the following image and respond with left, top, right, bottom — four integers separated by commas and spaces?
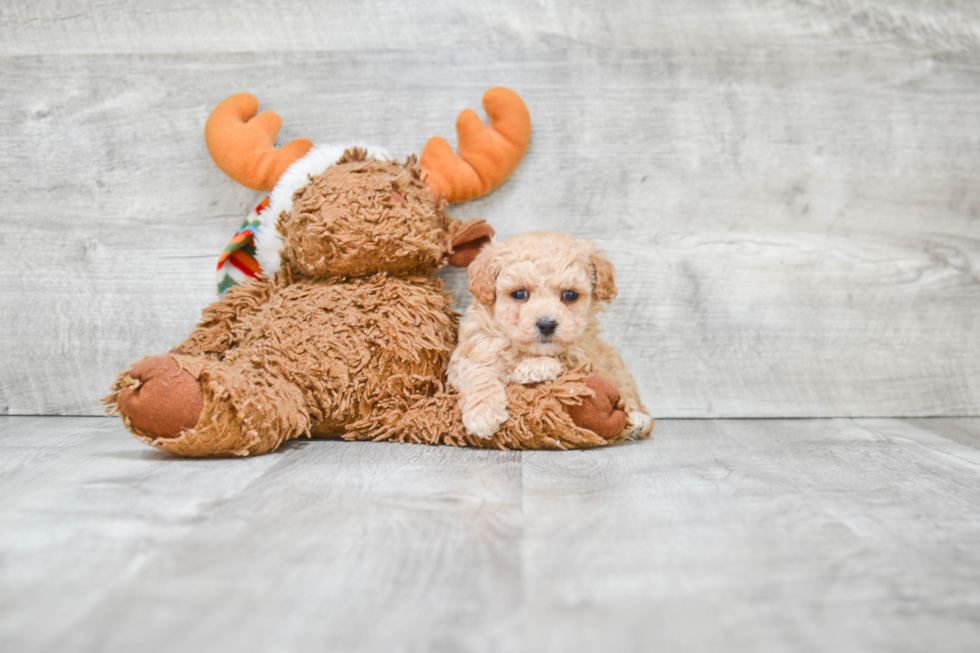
105, 88, 633, 456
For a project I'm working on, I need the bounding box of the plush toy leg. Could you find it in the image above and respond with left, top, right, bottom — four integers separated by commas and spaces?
344, 373, 633, 450
105, 354, 309, 457
111, 356, 204, 438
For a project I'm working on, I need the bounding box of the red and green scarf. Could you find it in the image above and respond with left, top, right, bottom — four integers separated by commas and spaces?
216, 197, 268, 294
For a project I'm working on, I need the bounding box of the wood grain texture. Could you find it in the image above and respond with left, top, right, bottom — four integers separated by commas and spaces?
0, 416, 524, 653
3, 0, 980, 55
2, 416, 979, 652
903, 417, 980, 450
2, 2, 979, 417
518, 418, 980, 652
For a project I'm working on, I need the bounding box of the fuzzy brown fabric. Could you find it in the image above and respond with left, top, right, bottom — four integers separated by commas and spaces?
105, 154, 632, 457
280, 154, 451, 279
345, 372, 630, 450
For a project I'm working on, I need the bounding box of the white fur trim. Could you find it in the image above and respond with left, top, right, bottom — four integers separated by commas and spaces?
253, 143, 390, 274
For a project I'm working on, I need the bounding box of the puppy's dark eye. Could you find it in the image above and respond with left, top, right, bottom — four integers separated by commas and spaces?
562, 290, 579, 302
511, 289, 529, 301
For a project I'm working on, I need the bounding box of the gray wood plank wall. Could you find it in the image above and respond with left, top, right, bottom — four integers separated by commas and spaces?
2, 1, 979, 418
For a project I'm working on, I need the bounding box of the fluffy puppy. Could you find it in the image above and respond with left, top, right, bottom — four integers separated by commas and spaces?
448, 231, 653, 440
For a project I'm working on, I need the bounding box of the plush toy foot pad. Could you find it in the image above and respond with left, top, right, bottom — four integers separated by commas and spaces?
566, 375, 628, 441
118, 356, 204, 439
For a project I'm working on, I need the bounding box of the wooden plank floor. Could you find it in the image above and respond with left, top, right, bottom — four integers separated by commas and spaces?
2, 416, 978, 652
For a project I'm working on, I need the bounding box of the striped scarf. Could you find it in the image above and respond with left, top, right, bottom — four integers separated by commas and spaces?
216, 197, 268, 294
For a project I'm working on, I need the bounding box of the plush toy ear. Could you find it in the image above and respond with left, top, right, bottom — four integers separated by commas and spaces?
590, 250, 617, 302
467, 244, 499, 305
448, 222, 495, 268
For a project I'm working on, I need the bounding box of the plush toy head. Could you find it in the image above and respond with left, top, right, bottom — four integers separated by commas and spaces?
205, 89, 529, 286
280, 152, 450, 278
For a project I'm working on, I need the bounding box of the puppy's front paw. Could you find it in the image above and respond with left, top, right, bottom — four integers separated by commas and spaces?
462, 400, 509, 439
627, 411, 654, 439
512, 357, 563, 385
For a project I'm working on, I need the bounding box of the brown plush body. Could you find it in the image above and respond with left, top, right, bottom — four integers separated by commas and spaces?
106, 154, 626, 456
105, 91, 632, 457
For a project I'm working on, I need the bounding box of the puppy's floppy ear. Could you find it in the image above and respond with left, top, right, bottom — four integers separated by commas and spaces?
590, 249, 617, 302
467, 244, 499, 305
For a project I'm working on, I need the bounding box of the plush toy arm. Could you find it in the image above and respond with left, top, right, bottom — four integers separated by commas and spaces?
178, 278, 275, 358
587, 338, 653, 438
343, 371, 629, 450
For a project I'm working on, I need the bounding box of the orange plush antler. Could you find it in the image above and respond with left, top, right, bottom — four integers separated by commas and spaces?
204, 94, 314, 192
420, 87, 531, 204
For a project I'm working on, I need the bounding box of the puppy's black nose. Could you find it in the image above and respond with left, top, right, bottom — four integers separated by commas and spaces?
536, 318, 557, 337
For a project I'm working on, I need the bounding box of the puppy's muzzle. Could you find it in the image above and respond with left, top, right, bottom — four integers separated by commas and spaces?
536, 318, 557, 338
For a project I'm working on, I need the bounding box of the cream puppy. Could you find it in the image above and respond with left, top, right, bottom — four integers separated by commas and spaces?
448, 231, 653, 440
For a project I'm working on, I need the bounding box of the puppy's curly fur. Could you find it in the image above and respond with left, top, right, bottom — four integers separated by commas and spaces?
448, 231, 653, 440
